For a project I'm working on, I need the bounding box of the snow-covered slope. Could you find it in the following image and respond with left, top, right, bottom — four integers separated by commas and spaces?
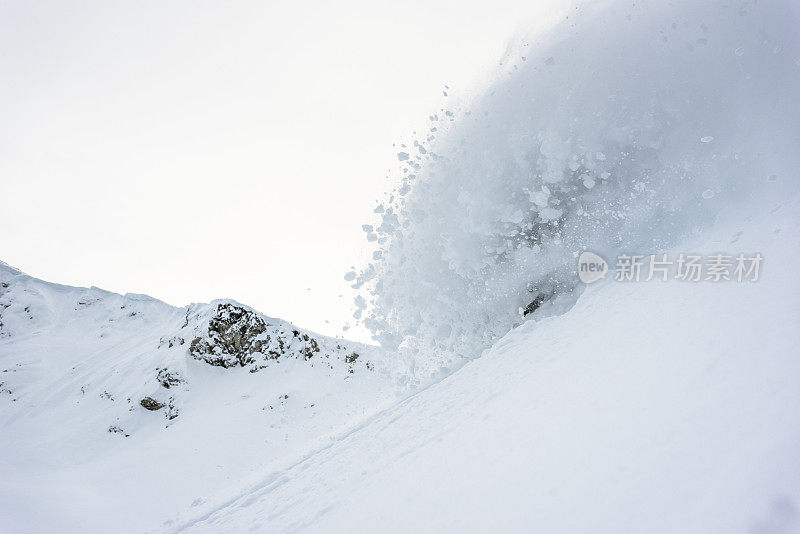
3, 195, 798, 533
160, 195, 800, 534
3, 0, 800, 531
2, 204, 799, 534
0, 269, 394, 532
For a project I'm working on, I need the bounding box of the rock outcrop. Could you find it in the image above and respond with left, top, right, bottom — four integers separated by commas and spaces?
140, 397, 164, 411
187, 302, 360, 372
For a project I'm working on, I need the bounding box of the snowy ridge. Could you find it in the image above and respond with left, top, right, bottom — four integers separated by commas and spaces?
0, 263, 380, 432
2, 0, 800, 531
181, 300, 364, 372
0, 264, 395, 532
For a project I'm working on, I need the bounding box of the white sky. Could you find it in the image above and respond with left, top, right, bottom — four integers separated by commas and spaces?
0, 0, 563, 342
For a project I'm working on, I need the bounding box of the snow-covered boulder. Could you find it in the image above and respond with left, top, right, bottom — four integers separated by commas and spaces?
185, 301, 362, 372
188, 302, 273, 367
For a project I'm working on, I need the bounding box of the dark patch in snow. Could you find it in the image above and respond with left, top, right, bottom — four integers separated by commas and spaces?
140, 397, 165, 411
188, 302, 362, 372
156, 368, 184, 389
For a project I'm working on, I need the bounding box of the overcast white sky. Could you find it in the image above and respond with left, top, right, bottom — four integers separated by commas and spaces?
0, 0, 564, 341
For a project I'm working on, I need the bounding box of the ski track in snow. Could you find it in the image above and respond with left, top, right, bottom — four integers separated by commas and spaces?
2, 0, 800, 530
1, 196, 798, 534
0, 269, 395, 533
161, 196, 800, 533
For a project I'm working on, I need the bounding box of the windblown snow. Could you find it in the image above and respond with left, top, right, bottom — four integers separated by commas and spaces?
2, 0, 800, 532
352, 0, 800, 380
167, 193, 800, 534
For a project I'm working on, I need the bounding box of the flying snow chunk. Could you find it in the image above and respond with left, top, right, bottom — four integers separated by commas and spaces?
344, 271, 357, 281
397, 152, 410, 161
354, 295, 367, 309
529, 189, 550, 208
539, 207, 563, 222
700, 136, 714, 143
702, 189, 716, 199
506, 210, 524, 224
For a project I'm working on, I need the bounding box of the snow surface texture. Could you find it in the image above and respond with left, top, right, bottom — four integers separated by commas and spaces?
0, 266, 394, 532
3, 196, 799, 532
168, 189, 800, 534
2, 0, 800, 531
352, 0, 800, 381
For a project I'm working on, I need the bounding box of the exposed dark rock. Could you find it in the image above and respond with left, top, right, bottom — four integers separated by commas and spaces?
181, 301, 371, 373
189, 303, 270, 367
158, 334, 186, 349
140, 397, 165, 411
523, 293, 550, 316
165, 397, 179, 420
108, 425, 129, 437
189, 303, 325, 368
523, 281, 580, 317
156, 368, 184, 389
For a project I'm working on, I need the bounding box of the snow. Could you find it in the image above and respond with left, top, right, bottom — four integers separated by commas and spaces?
0, 267, 396, 532
353, 0, 800, 378
2, 194, 798, 533
2, 0, 800, 531
162, 195, 800, 534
